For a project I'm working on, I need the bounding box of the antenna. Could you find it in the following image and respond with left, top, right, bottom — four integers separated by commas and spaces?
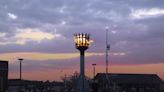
106, 27, 110, 74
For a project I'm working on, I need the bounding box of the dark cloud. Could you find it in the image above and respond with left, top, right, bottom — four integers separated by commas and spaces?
0, 0, 164, 65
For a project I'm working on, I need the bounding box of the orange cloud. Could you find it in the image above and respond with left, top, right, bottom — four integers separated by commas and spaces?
0, 52, 105, 63
15, 28, 55, 45
0, 52, 128, 63
9, 63, 164, 81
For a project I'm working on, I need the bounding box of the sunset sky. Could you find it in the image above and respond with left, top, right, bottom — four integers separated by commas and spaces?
0, 0, 164, 81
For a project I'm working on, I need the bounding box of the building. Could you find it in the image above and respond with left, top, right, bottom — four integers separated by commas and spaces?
94, 73, 162, 92
0, 61, 8, 92
8, 79, 45, 92
160, 81, 164, 92
8, 79, 64, 92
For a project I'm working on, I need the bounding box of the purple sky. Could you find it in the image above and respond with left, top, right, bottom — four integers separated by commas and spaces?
0, 0, 164, 81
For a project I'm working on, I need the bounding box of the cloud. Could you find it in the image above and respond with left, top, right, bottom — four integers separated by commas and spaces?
1, 0, 164, 81
130, 8, 164, 19
15, 28, 55, 44
0, 52, 127, 63
9, 63, 164, 81
0, 32, 6, 37
7, 12, 18, 20
0, 52, 101, 62
0, 28, 64, 45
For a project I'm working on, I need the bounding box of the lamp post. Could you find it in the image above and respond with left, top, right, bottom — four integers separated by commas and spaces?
92, 64, 96, 79
18, 58, 23, 92
64, 74, 67, 92
18, 58, 23, 80
74, 33, 92, 92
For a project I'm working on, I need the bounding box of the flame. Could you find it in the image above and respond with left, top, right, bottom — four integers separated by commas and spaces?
74, 34, 93, 47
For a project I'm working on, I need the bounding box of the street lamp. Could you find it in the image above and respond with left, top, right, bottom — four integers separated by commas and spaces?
74, 33, 92, 92
92, 64, 96, 79
64, 74, 67, 92
18, 58, 23, 80
18, 58, 23, 92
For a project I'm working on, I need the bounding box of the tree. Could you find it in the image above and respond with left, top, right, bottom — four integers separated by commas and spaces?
61, 71, 92, 92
